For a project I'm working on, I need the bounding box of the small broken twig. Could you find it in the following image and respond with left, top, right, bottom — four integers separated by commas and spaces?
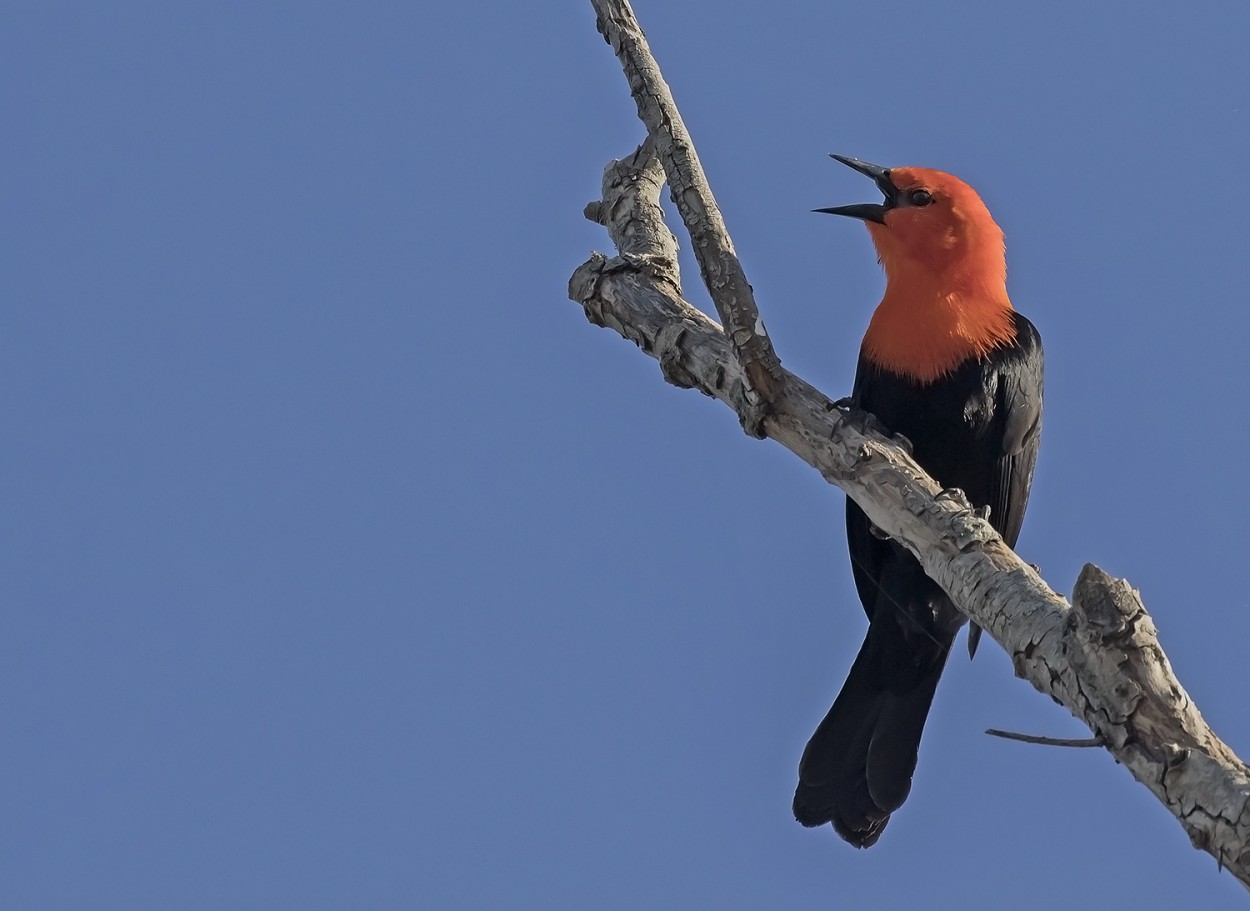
986, 728, 1105, 748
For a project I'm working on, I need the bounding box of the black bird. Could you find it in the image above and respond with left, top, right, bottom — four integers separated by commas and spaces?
794, 156, 1044, 846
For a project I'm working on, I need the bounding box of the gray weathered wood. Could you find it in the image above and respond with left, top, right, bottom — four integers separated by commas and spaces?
569, 133, 1250, 887
591, 0, 784, 429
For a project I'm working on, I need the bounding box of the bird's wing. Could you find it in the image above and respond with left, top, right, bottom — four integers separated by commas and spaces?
986, 313, 1044, 548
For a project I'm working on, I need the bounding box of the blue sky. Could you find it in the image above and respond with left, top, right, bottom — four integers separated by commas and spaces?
5, 1, 1249, 907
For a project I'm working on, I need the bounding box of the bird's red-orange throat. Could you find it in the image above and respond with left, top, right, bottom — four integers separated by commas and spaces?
863, 165, 1017, 382
797, 155, 1044, 848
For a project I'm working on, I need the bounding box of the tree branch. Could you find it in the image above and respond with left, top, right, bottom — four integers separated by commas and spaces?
569, 7, 1250, 884
591, 0, 783, 433
985, 729, 1104, 748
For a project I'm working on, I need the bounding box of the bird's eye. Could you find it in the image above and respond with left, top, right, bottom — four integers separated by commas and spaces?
908, 189, 933, 207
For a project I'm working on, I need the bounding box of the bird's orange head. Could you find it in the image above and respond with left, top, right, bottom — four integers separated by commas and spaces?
817, 154, 1016, 382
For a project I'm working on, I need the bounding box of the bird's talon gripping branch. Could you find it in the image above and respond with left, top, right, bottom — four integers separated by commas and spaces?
795, 156, 1042, 848
829, 395, 854, 411
934, 487, 973, 509
837, 406, 892, 440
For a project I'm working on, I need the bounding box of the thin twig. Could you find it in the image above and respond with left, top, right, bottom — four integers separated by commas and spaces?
986, 728, 1105, 748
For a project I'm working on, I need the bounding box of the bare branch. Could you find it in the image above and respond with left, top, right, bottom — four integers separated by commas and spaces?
569, 139, 1250, 888
985, 729, 1104, 748
591, 0, 783, 432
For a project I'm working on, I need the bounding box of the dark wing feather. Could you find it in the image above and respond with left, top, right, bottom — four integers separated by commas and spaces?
985, 313, 1044, 549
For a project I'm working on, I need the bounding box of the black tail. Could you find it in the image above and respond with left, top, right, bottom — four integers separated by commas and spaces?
793, 614, 953, 847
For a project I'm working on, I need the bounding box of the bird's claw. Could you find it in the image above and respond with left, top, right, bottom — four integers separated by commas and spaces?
892, 432, 913, 455
868, 523, 891, 541
838, 406, 892, 439
934, 487, 972, 509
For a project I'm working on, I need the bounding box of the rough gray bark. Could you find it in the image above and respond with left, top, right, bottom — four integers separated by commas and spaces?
571, 0, 1250, 889
591, 0, 783, 430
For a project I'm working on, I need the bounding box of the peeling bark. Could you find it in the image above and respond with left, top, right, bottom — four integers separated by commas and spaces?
572, 0, 1250, 890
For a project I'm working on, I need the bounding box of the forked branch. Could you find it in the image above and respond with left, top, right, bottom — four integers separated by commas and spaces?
592, 0, 783, 430
572, 0, 1250, 888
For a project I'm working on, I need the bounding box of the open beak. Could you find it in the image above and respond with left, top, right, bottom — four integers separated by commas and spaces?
814, 154, 895, 225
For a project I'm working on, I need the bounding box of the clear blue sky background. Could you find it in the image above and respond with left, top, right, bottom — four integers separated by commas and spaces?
5, 1, 1249, 908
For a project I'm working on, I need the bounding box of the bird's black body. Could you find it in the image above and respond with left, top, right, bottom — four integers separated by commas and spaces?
793, 311, 1043, 846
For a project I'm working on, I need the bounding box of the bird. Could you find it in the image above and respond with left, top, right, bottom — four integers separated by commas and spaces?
793, 155, 1044, 847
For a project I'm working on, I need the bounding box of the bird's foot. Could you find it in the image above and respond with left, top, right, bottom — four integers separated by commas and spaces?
934, 487, 972, 510
836, 405, 892, 440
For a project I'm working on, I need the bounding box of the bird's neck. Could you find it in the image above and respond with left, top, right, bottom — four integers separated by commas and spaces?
862, 266, 1016, 384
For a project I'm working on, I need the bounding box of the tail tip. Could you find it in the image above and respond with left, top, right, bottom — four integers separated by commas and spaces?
793, 791, 890, 847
